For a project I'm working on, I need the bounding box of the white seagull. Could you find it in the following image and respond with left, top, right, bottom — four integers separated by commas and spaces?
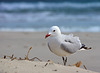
45, 26, 91, 65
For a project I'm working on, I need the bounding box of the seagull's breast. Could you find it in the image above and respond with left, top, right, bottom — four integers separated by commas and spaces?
48, 37, 60, 50
48, 37, 71, 56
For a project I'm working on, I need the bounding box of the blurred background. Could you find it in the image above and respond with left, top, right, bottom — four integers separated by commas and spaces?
0, 0, 100, 32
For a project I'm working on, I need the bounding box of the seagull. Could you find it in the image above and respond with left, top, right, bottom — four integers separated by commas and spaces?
45, 26, 91, 66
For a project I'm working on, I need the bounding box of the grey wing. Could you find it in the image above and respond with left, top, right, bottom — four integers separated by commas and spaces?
60, 34, 82, 53
48, 43, 53, 52
60, 42, 80, 54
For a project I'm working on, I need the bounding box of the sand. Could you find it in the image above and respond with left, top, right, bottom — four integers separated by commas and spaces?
0, 32, 100, 73
0, 59, 98, 73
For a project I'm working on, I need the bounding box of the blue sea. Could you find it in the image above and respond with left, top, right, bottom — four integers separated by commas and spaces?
0, 0, 100, 32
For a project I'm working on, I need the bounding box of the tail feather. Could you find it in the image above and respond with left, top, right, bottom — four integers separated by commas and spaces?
80, 44, 92, 50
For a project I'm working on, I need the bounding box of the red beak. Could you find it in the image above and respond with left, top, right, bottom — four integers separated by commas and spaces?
45, 34, 51, 39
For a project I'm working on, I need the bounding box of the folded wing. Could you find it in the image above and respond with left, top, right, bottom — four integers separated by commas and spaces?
60, 34, 82, 54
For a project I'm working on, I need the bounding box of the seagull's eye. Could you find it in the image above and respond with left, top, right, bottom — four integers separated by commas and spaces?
53, 30, 55, 32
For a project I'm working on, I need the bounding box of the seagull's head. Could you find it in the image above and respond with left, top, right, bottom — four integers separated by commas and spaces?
45, 26, 61, 39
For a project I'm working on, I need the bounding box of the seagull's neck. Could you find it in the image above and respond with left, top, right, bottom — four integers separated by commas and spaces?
57, 33, 61, 36
52, 34, 61, 38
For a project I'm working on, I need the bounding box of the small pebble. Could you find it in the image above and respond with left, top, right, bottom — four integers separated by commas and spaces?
52, 69, 57, 71
34, 65, 36, 67
76, 71, 78, 72
4, 55, 6, 59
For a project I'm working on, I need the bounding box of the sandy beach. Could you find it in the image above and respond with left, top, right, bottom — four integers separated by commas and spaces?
0, 32, 100, 72
0, 59, 98, 73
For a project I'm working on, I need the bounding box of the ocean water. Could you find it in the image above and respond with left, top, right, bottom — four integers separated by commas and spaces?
0, 1, 100, 32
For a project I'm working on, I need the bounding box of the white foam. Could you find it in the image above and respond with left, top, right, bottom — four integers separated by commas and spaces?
0, 12, 100, 23
61, 26, 100, 32
0, 2, 100, 11
0, 26, 100, 32
0, 28, 48, 32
